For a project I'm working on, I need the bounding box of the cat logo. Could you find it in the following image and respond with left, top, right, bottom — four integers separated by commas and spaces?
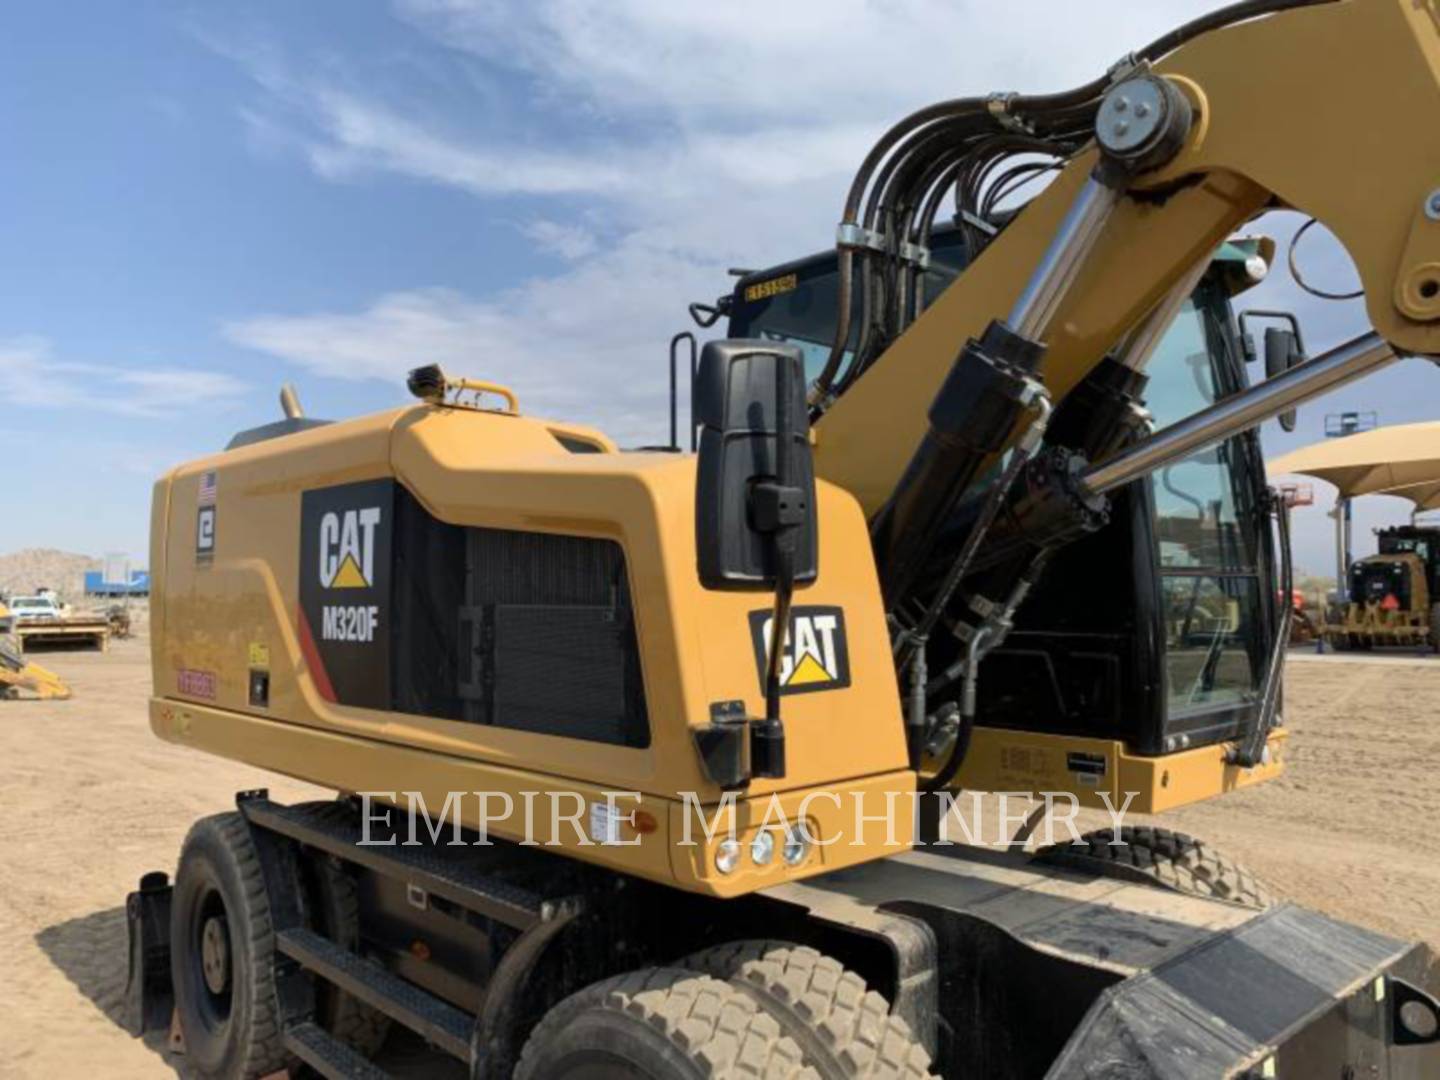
748, 606, 851, 696
319, 507, 381, 589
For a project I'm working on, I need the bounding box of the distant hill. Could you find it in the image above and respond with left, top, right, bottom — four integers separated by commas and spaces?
0, 549, 100, 603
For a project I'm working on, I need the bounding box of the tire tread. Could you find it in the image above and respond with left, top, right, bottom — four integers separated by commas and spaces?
515, 967, 816, 1079
1037, 825, 1274, 908
685, 941, 936, 1079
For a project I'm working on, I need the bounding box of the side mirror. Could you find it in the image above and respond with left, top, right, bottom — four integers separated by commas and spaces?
1264, 327, 1303, 432
694, 340, 817, 590
693, 339, 816, 786
1239, 310, 1308, 434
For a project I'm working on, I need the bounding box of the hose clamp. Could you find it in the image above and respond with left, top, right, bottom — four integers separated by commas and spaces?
899, 241, 931, 269
960, 210, 998, 237
986, 92, 1033, 135
836, 222, 887, 253
1107, 53, 1147, 84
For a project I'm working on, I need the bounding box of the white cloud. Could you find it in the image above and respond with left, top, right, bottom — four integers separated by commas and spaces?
299, 87, 634, 196
393, 0, 1217, 123
0, 337, 247, 418
218, 0, 1237, 444
522, 219, 598, 261
219, 0, 1421, 491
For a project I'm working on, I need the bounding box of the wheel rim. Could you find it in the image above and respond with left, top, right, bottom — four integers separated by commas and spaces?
200, 915, 231, 995
188, 882, 235, 1029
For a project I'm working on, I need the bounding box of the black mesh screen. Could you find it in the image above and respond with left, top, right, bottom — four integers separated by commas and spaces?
391, 487, 649, 747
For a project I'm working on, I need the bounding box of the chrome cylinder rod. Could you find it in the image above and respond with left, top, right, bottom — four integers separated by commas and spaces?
1082, 331, 1397, 496
1007, 175, 1121, 342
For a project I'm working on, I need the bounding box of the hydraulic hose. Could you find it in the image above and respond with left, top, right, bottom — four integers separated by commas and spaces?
813, 0, 1337, 412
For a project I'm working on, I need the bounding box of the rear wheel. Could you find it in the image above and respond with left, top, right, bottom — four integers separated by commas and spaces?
1035, 826, 1275, 909
514, 967, 815, 1079
170, 813, 290, 1080
684, 941, 935, 1079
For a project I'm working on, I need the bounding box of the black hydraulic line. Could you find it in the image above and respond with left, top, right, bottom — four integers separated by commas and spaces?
905, 410, 1042, 648
922, 549, 1053, 792
924, 701, 973, 795
895, 426, 1045, 770
844, 119, 997, 378
814, 102, 995, 397
1138, 0, 1335, 63
845, 131, 1048, 386
813, 0, 1333, 412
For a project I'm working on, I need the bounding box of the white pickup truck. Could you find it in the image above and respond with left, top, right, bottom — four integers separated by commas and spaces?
7, 595, 63, 620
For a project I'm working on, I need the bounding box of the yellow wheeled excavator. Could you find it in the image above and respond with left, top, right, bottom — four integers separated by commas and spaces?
126, 2, 1440, 1077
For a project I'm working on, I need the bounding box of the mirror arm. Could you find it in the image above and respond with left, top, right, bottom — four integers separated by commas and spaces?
753, 357, 797, 778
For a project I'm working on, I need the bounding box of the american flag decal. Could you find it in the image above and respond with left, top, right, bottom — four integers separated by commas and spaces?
198, 470, 217, 505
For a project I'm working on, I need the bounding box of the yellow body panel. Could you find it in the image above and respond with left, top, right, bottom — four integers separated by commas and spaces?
150, 403, 914, 895
948, 726, 1287, 816
151, 697, 913, 896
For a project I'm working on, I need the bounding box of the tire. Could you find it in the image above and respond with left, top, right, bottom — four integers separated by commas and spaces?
684, 942, 935, 1080
295, 801, 392, 1058
1429, 603, 1440, 654
514, 967, 817, 1079
1035, 826, 1275, 909
170, 812, 291, 1080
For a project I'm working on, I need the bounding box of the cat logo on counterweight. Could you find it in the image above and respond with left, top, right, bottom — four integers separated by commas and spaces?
319, 507, 381, 589
748, 606, 851, 696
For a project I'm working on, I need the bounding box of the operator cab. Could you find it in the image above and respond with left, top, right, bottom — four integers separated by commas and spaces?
718, 227, 1279, 758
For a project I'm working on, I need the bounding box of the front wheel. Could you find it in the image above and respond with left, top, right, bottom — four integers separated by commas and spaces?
514, 968, 816, 1079
1035, 826, 1275, 909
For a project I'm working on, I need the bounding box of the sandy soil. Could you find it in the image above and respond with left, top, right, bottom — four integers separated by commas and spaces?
1, 639, 1437, 1078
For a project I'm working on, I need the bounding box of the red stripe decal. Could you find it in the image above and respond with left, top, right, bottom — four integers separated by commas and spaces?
297, 606, 337, 703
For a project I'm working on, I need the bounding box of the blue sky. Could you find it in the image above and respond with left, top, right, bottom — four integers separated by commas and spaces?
2, 1, 1434, 576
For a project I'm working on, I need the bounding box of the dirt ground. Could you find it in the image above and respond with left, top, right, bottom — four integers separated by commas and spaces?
1, 638, 1437, 1078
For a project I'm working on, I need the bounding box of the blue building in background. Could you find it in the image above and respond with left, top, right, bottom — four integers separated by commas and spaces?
84, 570, 150, 597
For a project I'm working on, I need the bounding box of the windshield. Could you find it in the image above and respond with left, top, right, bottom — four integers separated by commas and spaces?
14, 597, 56, 609
1384, 536, 1432, 561
1144, 290, 1265, 715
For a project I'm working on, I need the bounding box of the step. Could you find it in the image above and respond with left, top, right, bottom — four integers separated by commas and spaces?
277, 927, 473, 1062
284, 1021, 393, 1080
241, 797, 579, 930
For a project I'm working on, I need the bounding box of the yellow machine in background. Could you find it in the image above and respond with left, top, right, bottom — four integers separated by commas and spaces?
1325, 525, 1440, 650
126, 3, 1440, 1078
0, 630, 70, 700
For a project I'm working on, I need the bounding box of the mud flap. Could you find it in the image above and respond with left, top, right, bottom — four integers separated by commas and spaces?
1047, 904, 1440, 1078
122, 870, 174, 1037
